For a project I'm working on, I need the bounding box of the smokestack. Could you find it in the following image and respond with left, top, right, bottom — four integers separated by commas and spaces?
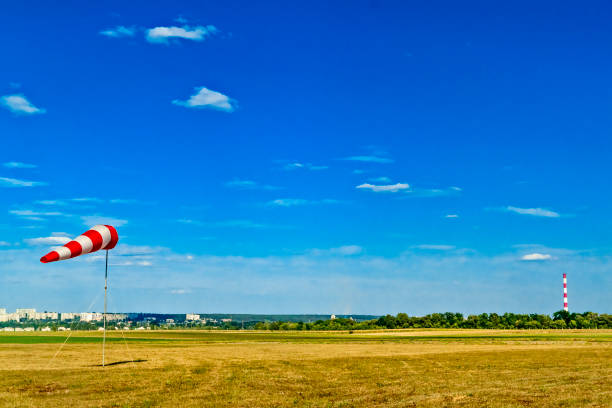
563, 273, 568, 312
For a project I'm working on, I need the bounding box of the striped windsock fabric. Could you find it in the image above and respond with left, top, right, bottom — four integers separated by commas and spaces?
40, 225, 119, 263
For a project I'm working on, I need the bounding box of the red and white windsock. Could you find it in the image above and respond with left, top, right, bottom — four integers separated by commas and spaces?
563, 273, 568, 312
40, 225, 119, 263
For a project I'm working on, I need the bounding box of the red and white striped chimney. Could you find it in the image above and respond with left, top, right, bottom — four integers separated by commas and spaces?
563, 273, 568, 312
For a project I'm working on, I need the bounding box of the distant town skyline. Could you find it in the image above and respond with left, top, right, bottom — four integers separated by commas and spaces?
1, 1, 611, 314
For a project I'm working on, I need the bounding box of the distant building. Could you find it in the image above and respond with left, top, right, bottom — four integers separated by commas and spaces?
80, 312, 104, 322
41, 327, 51, 332
221, 318, 232, 323
34, 312, 58, 320
331, 314, 336, 320
186, 314, 201, 321
0, 308, 6, 315
0, 313, 20, 322
16, 308, 36, 319
60, 312, 79, 321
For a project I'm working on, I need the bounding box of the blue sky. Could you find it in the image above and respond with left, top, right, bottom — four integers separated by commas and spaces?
1, 1, 611, 314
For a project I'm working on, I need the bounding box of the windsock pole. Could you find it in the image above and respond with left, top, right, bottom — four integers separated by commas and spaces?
103, 250, 108, 367
563, 273, 568, 312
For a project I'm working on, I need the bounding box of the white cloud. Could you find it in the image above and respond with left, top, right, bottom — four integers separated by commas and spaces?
99, 26, 136, 38
342, 156, 394, 164
331, 245, 363, 256
180, 219, 275, 229
35, 200, 65, 205
70, 197, 102, 203
3, 162, 36, 169
109, 199, 143, 204
267, 198, 339, 207
9, 210, 64, 221
226, 180, 257, 188
506, 206, 560, 218
177, 218, 203, 226
172, 87, 236, 112
369, 176, 391, 183
215, 220, 269, 229
0, 94, 45, 115
521, 253, 553, 261
0, 177, 46, 187
268, 198, 309, 207
24, 236, 71, 246
108, 260, 153, 267
225, 180, 279, 190
283, 162, 328, 171
81, 215, 127, 227
356, 183, 410, 192
407, 186, 462, 198
170, 288, 191, 295
0, 241, 11, 247
311, 245, 364, 256
32, 197, 143, 206
145, 25, 217, 43
412, 244, 456, 251
445, 214, 459, 218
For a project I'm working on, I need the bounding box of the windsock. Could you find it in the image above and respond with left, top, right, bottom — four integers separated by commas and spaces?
40, 225, 119, 263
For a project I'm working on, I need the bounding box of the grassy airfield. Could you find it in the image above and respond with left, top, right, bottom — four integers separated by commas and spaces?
0, 330, 610, 407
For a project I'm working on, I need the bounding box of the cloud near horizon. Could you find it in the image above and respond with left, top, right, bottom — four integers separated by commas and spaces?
1, 244, 607, 314
173, 87, 236, 112
0, 94, 45, 115
412, 244, 456, 251
310, 245, 364, 256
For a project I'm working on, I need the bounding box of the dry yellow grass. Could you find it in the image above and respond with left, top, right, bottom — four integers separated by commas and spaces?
0, 330, 610, 407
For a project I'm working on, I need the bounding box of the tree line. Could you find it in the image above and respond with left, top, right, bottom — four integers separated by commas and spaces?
252, 311, 612, 331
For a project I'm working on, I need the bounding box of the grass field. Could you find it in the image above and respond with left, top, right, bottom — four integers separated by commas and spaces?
0, 329, 610, 407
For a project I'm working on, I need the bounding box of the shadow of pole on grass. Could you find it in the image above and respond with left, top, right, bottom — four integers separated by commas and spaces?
93, 359, 147, 367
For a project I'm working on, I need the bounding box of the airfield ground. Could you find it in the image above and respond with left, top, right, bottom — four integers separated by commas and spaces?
0, 329, 610, 407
